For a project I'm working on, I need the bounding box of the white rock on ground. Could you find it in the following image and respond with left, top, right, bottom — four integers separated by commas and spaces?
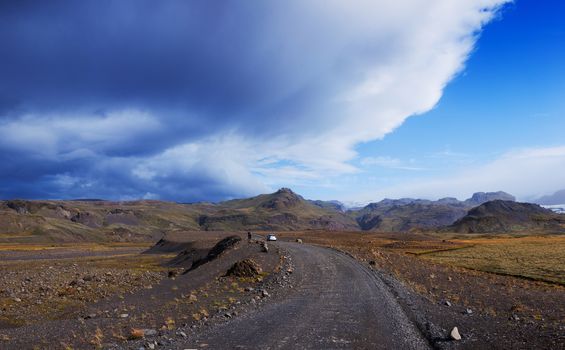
450, 327, 462, 341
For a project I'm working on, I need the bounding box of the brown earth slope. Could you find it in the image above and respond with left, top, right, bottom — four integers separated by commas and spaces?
447, 200, 565, 233
0, 189, 358, 243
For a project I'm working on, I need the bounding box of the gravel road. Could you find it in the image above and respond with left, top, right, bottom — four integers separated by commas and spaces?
184, 242, 430, 349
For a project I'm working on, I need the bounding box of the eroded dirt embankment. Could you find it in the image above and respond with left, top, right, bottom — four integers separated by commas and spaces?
0, 233, 284, 349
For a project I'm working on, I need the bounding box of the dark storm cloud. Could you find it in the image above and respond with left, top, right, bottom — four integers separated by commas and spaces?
0, 0, 345, 200
0, 1, 509, 201
0, 1, 330, 130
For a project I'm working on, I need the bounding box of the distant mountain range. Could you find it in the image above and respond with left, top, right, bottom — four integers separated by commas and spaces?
1, 188, 562, 243
351, 191, 515, 232
536, 189, 565, 205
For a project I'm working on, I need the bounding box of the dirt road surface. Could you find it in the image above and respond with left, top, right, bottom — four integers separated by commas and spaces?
182, 242, 430, 349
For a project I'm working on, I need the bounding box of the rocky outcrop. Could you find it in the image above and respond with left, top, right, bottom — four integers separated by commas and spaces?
464, 191, 515, 206
226, 259, 262, 278
260, 188, 302, 210
187, 235, 242, 272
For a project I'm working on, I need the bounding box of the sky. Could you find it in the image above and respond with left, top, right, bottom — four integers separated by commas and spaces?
0, 0, 563, 204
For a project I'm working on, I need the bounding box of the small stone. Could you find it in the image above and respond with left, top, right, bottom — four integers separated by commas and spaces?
179, 331, 187, 338
511, 314, 520, 321
147, 344, 155, 350
261, 290, 270, 298
244, 287, 254, 292
450, 327, 462, 341
464, 308, 473, 315
144, 329, 158, 336
129, 328, 145, 340
224, 313, 232, 318
444, 300, 452, 307
13, 297, 22, 302
119, 313, 129, 318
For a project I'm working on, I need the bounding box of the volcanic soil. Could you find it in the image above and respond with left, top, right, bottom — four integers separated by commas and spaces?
0, 231, 283, 349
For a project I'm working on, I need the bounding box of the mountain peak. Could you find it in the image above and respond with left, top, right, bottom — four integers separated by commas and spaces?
258, 188, 304, 210
465, 191, 515, 206
276, 187, 295, 194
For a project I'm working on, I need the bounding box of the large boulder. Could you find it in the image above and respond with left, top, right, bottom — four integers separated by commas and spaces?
226, 259, 262, 277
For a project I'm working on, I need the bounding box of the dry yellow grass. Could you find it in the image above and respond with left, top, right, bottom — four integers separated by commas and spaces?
421, 235, 565, 285
277, 231, 565, 286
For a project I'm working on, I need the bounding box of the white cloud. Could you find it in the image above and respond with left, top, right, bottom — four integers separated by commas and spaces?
351, 145, 565, 203
360, 156, 427, 171
0, 110, 160, 158
228, 0, 510, 185
182, 0, 509, 193
130, 135, 272, 198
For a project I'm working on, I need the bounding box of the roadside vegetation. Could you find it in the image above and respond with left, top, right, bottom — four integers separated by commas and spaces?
421, 235, 565, 285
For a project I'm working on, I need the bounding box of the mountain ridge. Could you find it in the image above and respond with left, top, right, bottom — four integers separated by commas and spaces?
353, 191, 515, 232
2, 188, 552, 242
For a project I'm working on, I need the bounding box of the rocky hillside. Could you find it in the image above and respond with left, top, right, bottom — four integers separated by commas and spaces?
447, 200, 565, 233
203, 188, 358, 231
0, 199, 206, 242
2, 189, 539, 242
463, 191, 516, 206
0, 189, 358, 242
354, 203, 467, 232
353, 192, 514, 232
